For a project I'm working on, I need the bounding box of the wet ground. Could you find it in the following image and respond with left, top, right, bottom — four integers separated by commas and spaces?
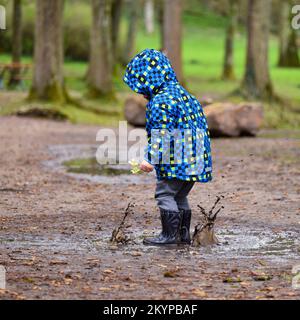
0, 116, 299, 300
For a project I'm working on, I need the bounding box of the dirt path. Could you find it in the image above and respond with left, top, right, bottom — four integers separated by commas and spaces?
0, 116, 299, 300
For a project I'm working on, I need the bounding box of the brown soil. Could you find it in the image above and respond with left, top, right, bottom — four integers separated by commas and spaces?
0, 116, 299, 300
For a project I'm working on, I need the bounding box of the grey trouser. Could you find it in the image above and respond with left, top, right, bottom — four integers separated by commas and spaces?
155, 179, 195, 212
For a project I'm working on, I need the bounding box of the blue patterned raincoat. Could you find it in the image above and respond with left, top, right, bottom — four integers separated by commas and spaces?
123, 49, 212, 182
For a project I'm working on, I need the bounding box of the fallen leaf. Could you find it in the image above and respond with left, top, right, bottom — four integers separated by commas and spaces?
22, 277, 35, 284
103, 269, 114, 274
192, 289, 207, 298
223, 277, 242, 283
240, 282, 251, 287
257, 260, 267, 266
64, 278, 73, 285
49, 260, 68, 266
164, 270, 178, 278
99, 287, 111, 292
130, 251, 142, 257
253, 275, 272, 281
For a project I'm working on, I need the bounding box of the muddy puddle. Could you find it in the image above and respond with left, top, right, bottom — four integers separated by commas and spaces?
1, 225, 299, 264
39, 143, 300, 264
103, 226, 300, 263
43, 144, 155, 185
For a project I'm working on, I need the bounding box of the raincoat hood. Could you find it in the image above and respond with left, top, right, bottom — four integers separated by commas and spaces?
123, 49, 178, 97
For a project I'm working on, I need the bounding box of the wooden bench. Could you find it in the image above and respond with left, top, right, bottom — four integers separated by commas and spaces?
0, 63, 31, 90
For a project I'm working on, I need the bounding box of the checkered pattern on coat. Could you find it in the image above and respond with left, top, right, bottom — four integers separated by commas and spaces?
124, 49, 212, 182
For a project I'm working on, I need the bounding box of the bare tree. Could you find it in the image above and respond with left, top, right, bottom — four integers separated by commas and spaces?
222, 0, 238, 80
278, 0, 300, 67
122, 0, 139, 66
111, 0, 123, 64
163, 0, 183, 82
87, 0, 115, 99
241, 0, 274, 100
156, 0, 164, 50
278, 0, 290, 66
29, 0, 66, 102
144, 0, 154, 34
8, 0, 22, 88
282, 28, 300, 67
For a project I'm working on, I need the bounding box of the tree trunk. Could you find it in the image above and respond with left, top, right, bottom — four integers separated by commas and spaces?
87, 0, 114, 99
282, 28, 300, 67
163, 0, 183, 82
29, 0, 66, 102
111, 0, 123, 63
156, 0, 164, 50
8, 0, 22, 88
144, 0, 154, 34
222, 0, 238, 80
278, 0, 300, 67
277, 0, 290, 66
241, 0, 273, 100
122, 0, 139, 65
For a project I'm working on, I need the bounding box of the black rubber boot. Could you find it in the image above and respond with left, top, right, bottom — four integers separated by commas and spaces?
143, 210, 182, 245
180, 209, 191, 244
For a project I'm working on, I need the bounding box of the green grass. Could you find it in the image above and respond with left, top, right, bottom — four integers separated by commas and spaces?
0, 89, 124, 126
0, 4, 299, 128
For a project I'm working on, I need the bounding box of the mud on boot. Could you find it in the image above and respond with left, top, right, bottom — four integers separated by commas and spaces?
180, 209, 191, 244
143, 210, 182, 246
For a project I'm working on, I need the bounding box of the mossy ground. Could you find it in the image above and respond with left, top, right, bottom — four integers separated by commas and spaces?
0, 3, 299, 128
63, 158, 130, 176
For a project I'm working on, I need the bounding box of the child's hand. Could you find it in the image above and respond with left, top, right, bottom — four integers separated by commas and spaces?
139, 160, 154, 173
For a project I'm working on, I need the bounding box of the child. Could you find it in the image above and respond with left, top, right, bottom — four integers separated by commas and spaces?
124, 49, 212, 245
